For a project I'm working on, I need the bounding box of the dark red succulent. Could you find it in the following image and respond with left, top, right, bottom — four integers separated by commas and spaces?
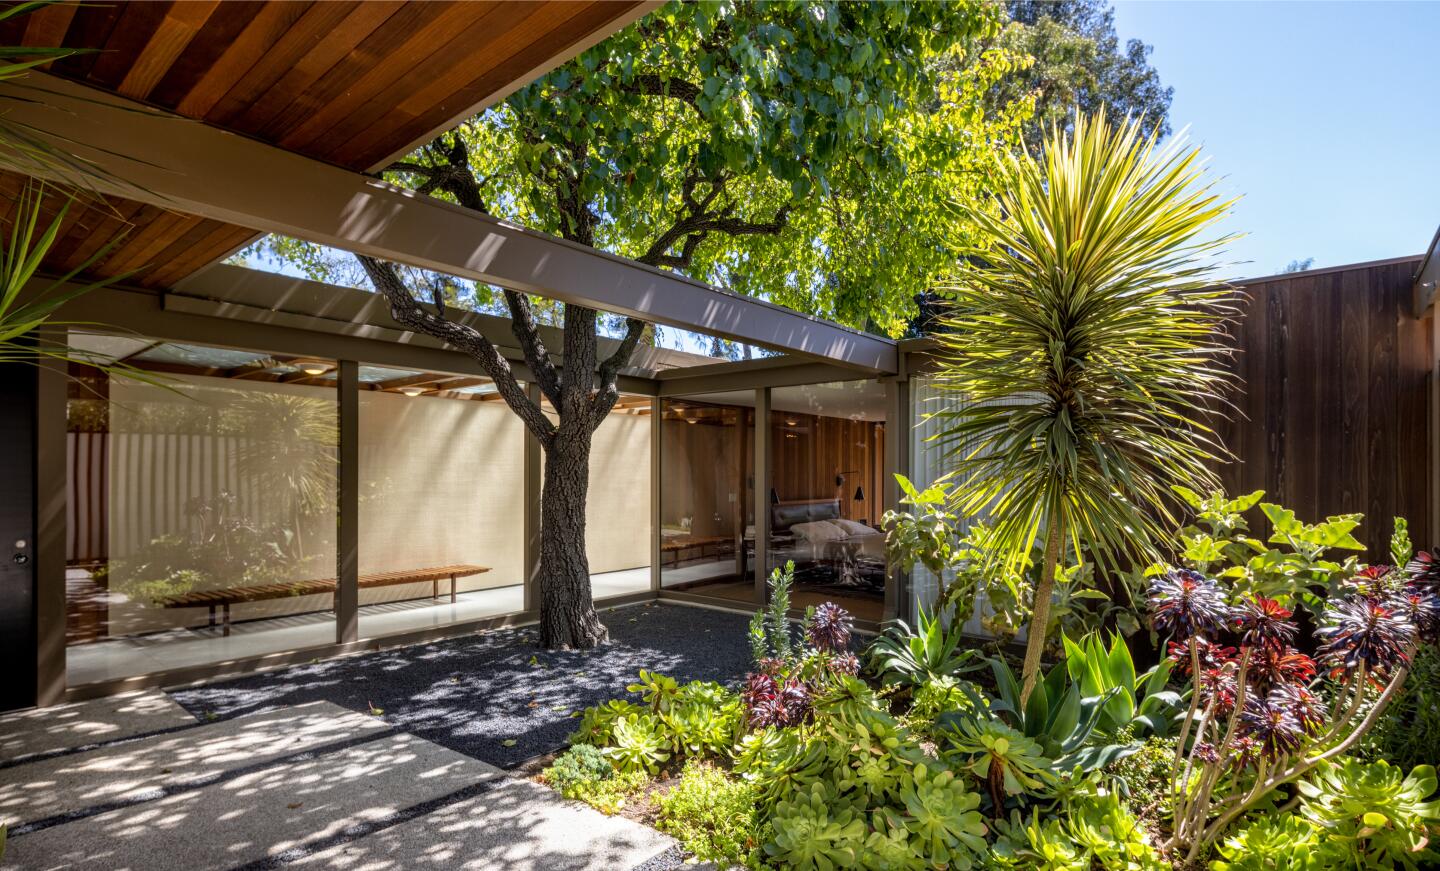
756, 657, 787, 676
1347, 564, 1400, 599
1247, 646, 1317, 693
1197, 665, 1239, 718
1269, 683, 1328, 736
1228, 735, 1262, 770
1239, 696, 1306, 759
1406, 548, 1440, 591
828, 651, 861, 677
747, 694, 784, 729
777, 677, 812, 726
1394, 585, 1440, 643
1149, 569, 1231, 639
807, 602, 854, 652
1232, 596, 1298, 651
1316, 596, 1417, 675
1167, 637, 1237, 677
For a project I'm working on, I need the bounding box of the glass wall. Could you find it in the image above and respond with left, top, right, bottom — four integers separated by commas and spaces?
66, 336, 338, 684
356, 371, 526, 635
658, 398, 755, 604
585, 394, 653, 598
767, 381, 887, 623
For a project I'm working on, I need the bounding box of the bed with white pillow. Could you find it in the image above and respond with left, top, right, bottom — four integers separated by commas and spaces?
771, 500, 884, 566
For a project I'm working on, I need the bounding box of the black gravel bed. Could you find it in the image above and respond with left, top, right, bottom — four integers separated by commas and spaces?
168, 602, 755, 769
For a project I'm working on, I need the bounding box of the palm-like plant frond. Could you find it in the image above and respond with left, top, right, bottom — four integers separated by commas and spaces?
930, 112, 1241, 697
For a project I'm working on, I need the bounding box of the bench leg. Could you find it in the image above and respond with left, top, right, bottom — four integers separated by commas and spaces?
208, 604, 217, 631
223, 603, 231, 638
433, 577, 438, 601
451, 574, 457, 604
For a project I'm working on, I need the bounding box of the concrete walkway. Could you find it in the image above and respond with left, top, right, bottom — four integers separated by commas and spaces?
0, 693, 676, 870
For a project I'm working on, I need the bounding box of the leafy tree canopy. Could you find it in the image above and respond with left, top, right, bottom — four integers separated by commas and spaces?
242, 1, 1029, 338
990, 0, 1173, 148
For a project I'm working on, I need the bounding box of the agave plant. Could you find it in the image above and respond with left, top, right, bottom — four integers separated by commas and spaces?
929, 111, 1238, 703
1062, 632, 1185, 738
866, 606, 981, 688
949, 656, 1133, 774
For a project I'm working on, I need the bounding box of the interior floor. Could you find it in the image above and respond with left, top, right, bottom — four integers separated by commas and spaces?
66, 568, 651, 686
664, 575, 885, 623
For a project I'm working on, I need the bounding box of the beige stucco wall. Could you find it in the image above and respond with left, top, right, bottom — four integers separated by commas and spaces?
586, 409, 652, 574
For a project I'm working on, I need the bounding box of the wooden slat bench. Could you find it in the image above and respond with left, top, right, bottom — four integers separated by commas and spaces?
159, 564, 490, 636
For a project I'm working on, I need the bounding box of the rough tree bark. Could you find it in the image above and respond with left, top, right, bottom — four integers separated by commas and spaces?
355, 135, 790, 649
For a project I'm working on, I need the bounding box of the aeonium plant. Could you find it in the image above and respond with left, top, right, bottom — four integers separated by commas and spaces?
1152, 555, 1440, 863
742, 563, 860, 729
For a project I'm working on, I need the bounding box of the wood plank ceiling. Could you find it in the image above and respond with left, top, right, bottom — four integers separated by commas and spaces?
0, 0, 647, 288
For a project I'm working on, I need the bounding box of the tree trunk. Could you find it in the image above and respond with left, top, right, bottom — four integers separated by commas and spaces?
1019, 514, 1064, 705
537, 420, 608, 649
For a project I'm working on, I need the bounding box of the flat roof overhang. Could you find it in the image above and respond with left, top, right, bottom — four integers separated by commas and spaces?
1, 73, 899, 375
0, 1, 658, 287
1413, 224, 1440, 316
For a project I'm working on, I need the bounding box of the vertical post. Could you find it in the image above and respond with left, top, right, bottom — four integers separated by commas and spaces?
336, 359, 359, 644
649, 397, 661, 594
1431, 312, 1439, 548
35, 333, 67, 705
734, 405, 748, 578
524, 383, 543, 612
883, 376, 910, 623
753, 387, 771, 604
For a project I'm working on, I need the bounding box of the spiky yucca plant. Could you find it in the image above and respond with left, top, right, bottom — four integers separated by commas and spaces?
930, 112, 1239, 702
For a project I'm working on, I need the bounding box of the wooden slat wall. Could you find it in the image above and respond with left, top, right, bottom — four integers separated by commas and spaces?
1215, 259, 1431, 557
771, 414, 885, 526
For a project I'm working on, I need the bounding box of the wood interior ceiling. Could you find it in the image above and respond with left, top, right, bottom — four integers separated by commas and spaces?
1, 0, 646, 288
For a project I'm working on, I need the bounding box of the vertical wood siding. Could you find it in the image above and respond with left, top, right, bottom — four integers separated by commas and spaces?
1216, 259, 1431, 557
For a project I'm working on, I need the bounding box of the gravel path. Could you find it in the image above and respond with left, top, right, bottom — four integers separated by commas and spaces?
169, 602, 755, 769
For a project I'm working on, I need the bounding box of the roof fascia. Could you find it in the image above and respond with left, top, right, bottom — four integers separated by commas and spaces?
0, 73, 899, 374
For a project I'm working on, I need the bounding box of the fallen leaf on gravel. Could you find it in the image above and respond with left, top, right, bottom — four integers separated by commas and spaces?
502, 739, 517, 747
287, 802, 303, 809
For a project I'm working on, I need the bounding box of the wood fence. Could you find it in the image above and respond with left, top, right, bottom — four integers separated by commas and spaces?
1216, 257, 1432, 558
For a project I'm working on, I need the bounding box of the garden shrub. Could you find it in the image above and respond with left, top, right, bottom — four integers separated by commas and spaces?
656, 761, 761, 867
1148, 493, 1440, 861
543, 744, 612, 796
1104, 734, 1176, 817
1363, 644, 1440, 772
568, 768, 651, 815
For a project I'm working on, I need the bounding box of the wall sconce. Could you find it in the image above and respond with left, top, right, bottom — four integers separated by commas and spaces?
298, 361, 331, 376
854, 486, 865, 503
399, 386, 426, 397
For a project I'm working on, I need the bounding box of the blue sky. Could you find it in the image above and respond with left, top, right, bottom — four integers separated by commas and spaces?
1112, 1, 1440, 280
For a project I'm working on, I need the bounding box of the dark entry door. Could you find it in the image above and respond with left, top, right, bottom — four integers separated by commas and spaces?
0, 362, 37, 710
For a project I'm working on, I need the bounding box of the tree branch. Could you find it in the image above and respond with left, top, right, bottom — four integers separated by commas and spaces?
356, 254, 555, 444
502, 290, 563, 407
592, 317, 647, 427
634, 167, 794, 270
619, 73, 701, 109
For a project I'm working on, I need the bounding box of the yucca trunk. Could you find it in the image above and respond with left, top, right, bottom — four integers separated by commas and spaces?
1019, 516, 1064, 704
